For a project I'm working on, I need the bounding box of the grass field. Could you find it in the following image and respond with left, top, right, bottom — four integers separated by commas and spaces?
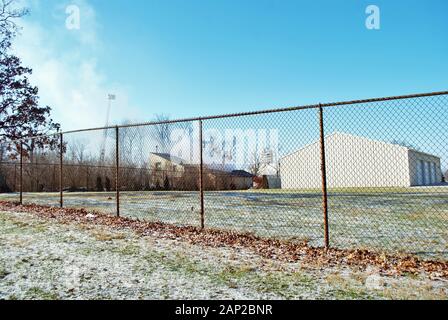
3, 210, 447, 299
1, 187, 447, 260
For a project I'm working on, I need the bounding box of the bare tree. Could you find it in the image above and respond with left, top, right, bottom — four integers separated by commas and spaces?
177, 121, 194, 162
151, 114, 171, 153
117, 120, 149, 166
248, 151, 261, 176
68, 139, 88, 163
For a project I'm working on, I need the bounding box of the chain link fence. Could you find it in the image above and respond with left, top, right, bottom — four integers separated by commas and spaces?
1, 91, 447, 260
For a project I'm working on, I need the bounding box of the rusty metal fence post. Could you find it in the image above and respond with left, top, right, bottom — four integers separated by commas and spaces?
19, 141, 23, 205
319, 104, 330, 249
115, 126, 120, 217
59, 133, 63, 208
199, 119, 205, 229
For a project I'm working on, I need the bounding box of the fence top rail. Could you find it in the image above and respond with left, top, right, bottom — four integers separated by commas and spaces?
3, 90, 448, 144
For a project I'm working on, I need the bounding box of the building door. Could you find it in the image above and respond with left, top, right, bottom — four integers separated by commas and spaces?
417, 160, 424, 186
430, 162, 437, 184
428, 162, 433, 184
424, 161, 430, 185
417, 160, 425, 185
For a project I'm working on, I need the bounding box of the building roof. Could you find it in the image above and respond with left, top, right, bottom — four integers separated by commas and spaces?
151, 153, 187, 165
281, 132, 441, 161
230, 170, 255, 177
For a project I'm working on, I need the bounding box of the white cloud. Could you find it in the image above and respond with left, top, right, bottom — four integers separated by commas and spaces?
11, 0, 139, 132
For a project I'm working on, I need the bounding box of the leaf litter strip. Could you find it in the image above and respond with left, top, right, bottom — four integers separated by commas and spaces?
1, 201, 447, 278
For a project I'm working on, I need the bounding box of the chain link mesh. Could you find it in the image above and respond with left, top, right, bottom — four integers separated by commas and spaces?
118, 121, 200, 227
323, 94, 448, 258
0, 92, 447, 260
201, 108, 323, 245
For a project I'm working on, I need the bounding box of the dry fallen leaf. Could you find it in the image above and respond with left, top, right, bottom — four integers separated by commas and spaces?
1, 200, 447, 278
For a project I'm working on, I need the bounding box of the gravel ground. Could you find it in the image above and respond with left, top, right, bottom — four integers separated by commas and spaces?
0, 210, 447, 300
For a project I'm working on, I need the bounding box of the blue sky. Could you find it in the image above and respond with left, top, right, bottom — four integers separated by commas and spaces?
13, 0, 448, 131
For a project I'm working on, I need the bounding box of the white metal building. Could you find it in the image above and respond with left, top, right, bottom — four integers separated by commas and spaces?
280, 132, 442, 189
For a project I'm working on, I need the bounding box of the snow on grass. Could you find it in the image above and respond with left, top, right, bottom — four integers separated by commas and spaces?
1, 210, 448, 300
0, 188, 447, 260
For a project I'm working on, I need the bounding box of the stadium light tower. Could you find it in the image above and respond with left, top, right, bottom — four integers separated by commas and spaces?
99, 94, 116, 163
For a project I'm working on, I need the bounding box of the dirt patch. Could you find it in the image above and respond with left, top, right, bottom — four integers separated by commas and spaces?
1, 201, 447, 279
